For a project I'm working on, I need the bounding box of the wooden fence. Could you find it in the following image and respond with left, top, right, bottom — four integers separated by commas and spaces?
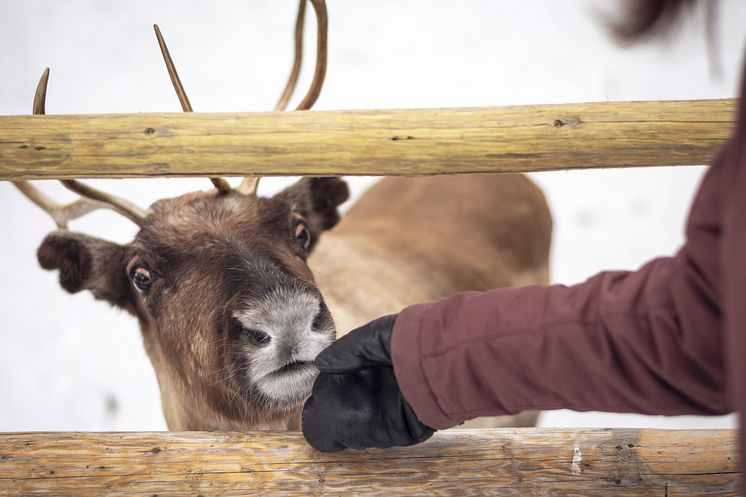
0, 99, 739, 496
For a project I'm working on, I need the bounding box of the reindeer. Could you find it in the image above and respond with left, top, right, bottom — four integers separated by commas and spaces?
12, 0, 551, 431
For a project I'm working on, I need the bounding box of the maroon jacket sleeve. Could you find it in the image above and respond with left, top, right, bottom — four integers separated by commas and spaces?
392, 143, 735, 431
722, 76, 746, 487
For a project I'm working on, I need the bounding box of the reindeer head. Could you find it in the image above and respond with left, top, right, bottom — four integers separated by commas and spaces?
15, 0, 347, 430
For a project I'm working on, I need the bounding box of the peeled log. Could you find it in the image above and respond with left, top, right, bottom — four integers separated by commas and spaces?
0, 99, 735, 180
0, 429, 738, 496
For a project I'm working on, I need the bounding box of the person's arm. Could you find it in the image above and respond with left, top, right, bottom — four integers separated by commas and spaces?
393, 250, 730, 430
303, 245, 730, 452
303, 141, 734, 452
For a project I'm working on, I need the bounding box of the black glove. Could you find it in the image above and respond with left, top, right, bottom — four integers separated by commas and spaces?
302, 314, 435, 452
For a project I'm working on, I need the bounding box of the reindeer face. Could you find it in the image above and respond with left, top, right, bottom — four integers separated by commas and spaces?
36, 178, 349, 430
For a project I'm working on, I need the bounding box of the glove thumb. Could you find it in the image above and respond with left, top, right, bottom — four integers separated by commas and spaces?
315, 314, 397, 373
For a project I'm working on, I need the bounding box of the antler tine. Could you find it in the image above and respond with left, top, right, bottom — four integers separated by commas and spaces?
33, 67, 49, 115
13, 68, 146, 229
274, 0, 307, 112
153, 24, 192, 113
59, 180, 147, 226
236, 176, 260, 196
154, 24, 232, 194
13, 180, 104, 230
236, 0, 327, 197
295, 0, 327, 111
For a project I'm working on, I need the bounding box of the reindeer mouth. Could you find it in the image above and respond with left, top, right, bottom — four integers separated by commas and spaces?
252, 359, 320, 410
270, 360, 315, 376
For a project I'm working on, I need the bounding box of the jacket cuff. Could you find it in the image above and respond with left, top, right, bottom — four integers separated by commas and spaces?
392, 303, 459, 430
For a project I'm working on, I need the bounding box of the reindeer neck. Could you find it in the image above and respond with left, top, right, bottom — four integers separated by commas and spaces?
310, 233, 452, 338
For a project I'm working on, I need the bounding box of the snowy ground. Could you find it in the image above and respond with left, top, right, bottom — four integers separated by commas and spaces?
0, 0, 744, 431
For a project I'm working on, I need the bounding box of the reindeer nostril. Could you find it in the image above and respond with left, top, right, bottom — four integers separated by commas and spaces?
311, 311, 327, 332
243, 327, 271, 347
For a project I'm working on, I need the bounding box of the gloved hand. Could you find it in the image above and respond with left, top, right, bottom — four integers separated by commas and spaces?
302, 314, 435, 452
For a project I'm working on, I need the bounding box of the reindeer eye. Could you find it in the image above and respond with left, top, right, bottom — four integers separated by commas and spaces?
294, 222, 311, 251
132, 266, 152, 293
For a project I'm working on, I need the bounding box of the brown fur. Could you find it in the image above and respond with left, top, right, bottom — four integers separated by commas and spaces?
313, 174, 552, 332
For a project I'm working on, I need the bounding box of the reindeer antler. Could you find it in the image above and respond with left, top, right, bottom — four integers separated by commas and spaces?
274, 0, 308, 113
272, 0, 328, 112
13, 69, 147, 229
155, 0, 328, 197
294, 0, 328, 112
153, 25, 232, 195
236, 0, 328, 196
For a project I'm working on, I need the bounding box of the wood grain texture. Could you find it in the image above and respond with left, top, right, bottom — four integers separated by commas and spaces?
0, 429, 737, 496
0, 100, 735, 180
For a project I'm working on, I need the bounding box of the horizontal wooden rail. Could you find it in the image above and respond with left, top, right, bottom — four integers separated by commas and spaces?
0, 429, 737, 496
0, 99, 735, 180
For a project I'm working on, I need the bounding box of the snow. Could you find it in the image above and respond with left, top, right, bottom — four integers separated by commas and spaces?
0, 0, 744, 431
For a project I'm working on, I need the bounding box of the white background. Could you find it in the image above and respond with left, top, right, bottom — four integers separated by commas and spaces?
0, 0, 744, 431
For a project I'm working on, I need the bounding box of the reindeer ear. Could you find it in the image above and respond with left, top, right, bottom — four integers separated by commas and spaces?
37, 230, 133, 312
274, 177, 350, 234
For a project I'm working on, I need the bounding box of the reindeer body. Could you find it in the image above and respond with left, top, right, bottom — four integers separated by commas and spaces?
315, 174, 551, 334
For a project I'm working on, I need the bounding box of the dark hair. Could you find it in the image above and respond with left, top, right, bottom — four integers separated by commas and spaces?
608, 0, 696, 44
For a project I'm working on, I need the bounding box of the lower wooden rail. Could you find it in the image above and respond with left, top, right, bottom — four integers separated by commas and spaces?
0, 429, 737, 496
